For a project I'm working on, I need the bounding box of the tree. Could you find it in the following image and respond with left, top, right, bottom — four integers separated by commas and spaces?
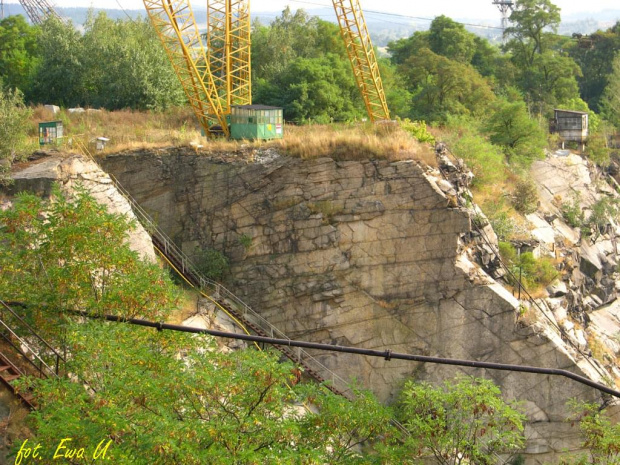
257, 54, 363, 123
561, 400, 620, 464
399, 48, 496, 122
0, 85, 32, 175
23, 319, 394, 464
428, 15, 476, 63
483, 99, 546, 166
29, 14, 184, 110
600, 52, 620, 129
251, 8, 345, 83
396, 376, 526, 465
79, 12, 184, 110
504, 0, 583, 114
0, 186, 179, 334
28, 17, 85, 107
568, 22, 620, 111
0, 15, 40, 93
504, 0, 561, 66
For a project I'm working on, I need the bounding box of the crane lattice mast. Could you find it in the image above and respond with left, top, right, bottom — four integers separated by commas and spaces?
18, 0, 61, 24
492, 0, 514, 33
143, 0, 389, 138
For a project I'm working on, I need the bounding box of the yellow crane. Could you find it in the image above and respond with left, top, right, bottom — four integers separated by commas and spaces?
143, 0, 389, 138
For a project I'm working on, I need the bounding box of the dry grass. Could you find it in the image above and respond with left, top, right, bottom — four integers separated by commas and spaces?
271, 123, 436, 165
28, 107, 436, 164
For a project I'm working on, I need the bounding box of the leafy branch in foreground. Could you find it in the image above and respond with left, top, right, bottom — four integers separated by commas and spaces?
0, 185, 178, 342
395, 376, 526, 465
22, 321, 395, 464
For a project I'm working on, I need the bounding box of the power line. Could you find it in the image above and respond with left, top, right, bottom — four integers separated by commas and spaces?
62, 307, 620, 399
286, 0, 505, 30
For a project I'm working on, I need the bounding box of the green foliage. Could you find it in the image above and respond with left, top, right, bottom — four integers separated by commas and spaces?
568, 23, 620, 112
586, 197, 620, 240
396, 376, 526, 465
428, 15, 476, 63
560, 194, 585, 228
23, 320, 393, 464
0, 186, 178, 330
399, 47, 496, 122
29, 14, 184, 110
195, 248, 230, 281
560, 400, 620, 464
399, 118, 436, 145
238, 233, 252, 250
483, 198, 517, 241
484, 99, 546, 167
499, 242, 558, 290
512, 178, 539, 214
256, 54, 363, 123
504, 0, 582, 114
600, 52, 620, 130
504, 0, 561, 65
0, 15, 40, 93
445, 115, 507, 188
252, 8, 346, 83
0, 85, 33, 171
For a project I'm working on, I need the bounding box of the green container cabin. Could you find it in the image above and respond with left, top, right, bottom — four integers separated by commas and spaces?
230, 105, 284, 141
39, 121, 64, 146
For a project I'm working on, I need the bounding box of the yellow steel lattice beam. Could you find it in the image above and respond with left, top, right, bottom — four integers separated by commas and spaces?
207, 0, 251, 112
332, 0, 390, 122
143, 0, 229, 137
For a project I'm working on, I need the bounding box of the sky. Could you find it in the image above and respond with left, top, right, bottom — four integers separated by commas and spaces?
7, 0, 620, 22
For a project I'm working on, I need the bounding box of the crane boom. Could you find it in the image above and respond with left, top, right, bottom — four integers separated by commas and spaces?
18, 0, 61, 25
144, 0, 389, 138
207, 0, 252, 112
144, 0, 229, 137
332, 0, 390, 122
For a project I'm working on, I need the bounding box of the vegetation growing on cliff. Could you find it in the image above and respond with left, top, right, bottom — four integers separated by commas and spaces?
0, 85, 32, 182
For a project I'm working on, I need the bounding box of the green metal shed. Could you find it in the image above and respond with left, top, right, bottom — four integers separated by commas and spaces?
230, 105, 284, 141
38, 121, 64, 146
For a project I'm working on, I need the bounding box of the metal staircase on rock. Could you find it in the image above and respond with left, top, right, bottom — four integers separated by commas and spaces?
0, 300, 64, 409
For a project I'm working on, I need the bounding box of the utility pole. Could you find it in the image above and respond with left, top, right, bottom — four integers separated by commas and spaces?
492, 0, 514, 37
1, 0, 4, 20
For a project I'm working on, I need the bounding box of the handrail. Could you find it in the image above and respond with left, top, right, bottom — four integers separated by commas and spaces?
0, 300, 65, 362
0, 314, 59, 378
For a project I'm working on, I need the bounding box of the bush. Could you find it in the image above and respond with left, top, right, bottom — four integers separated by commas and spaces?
483, 198, 516, 241
512, 179, 539, 214
560, 194, 585, 228
563, 400, 620, 465
499, 242, 558, 291
195, 248, 230, 281
0, 86, 33, 176
399, 118, 436, 145
585, 197, 619, 241
396, 376, 525, 464
450, 133, 507, 188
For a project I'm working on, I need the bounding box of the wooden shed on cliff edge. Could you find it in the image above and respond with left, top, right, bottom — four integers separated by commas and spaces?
551, 109, 589, 150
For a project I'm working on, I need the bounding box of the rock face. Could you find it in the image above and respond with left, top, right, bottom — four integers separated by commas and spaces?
6, 153, 156, 263
102, 148, 613, 463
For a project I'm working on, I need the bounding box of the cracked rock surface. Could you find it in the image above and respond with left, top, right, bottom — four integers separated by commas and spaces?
101, 147, 619, 464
